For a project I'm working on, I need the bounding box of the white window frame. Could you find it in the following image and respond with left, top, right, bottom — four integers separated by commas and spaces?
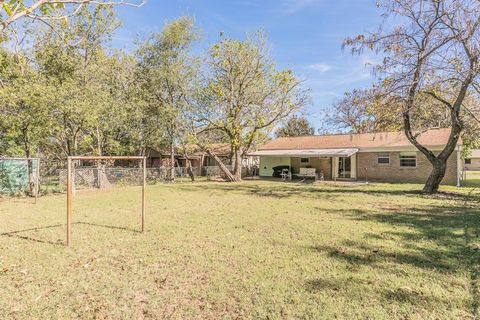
377, 152, 390, 165
400, 152, 417, 168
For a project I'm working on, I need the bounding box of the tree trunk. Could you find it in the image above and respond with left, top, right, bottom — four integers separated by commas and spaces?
23, 133, 35, 197
169, 143, 175, 182
207, 149, 239, 182
27, 159, 35, 196
200, 154, 205, 176
94, 163, 111, 189
183, 151, 195, 182
403, 106, 462, 194
229, 145, 234, 165
423, 159, 447, 194
233, 148, 242, 181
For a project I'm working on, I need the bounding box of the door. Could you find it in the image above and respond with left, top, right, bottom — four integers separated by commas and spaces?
338, 156, 351, 179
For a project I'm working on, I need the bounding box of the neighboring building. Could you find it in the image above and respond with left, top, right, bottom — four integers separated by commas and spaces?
464, 150, 480, 170
146, 144, 257, 170
146, 144, 232, 169
145, 144, 258, 178
250, 128, 462, 186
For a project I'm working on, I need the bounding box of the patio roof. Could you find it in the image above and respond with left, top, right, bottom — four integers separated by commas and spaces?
249, 148, 359, 157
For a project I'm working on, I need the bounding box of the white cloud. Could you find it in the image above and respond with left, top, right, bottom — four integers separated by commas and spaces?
309, 63, 332, 73
279, 0, 325, 15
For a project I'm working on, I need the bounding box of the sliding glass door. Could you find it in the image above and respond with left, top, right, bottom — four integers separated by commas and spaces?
338, 156, 351, 179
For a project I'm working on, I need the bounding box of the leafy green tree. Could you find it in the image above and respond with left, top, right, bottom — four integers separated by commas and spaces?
0, 48, 52, 194
275, 115, 314, 138
136, 17, 200, 180
197, 32, 310, 181
0, 76, 52, 158
35, 5, 125, 158
1, 5, 144, 161
0, 3, 147, 193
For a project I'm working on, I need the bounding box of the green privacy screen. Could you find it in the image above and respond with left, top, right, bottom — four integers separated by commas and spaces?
0, 159, 38, 194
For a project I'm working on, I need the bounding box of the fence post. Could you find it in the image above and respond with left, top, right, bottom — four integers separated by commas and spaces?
34, 159, 40, 204
142, 157, 146, 233
66, 157, 73, 246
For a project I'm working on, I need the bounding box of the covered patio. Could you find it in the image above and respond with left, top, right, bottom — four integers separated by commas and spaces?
250, 148, 359, 180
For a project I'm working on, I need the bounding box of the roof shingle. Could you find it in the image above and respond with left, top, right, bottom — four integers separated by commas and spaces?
258, 128, 457, 150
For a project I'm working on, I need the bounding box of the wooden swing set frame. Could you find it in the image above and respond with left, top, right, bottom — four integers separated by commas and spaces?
66, 156, 147, 246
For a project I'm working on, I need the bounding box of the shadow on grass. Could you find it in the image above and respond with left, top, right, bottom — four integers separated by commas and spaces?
1, 221, 141, 246
307, 203, 480, 313
0, 224, 65, 246
173, 181, 476, 202
305, 277, 449, 307
311, 243, 455, 272
75, 221, 142, 234
305, 277, 350, 292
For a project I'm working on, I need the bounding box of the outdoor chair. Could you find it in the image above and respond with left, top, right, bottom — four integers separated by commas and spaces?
317, 170, 324, 181
280, 168, 291, 181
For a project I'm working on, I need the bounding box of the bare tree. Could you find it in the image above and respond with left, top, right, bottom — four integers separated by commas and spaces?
136, 17, 200, 182
325, 88, 402, 134
325, 87, 454, 134
0, 0, 144, 35
344, 0, 480, 193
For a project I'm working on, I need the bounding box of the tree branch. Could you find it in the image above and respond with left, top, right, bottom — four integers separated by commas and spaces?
0, 0, 145, 33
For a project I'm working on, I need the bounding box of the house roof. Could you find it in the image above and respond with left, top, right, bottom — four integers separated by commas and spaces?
257, 128, 457, 151
250, 148, 359, 157
188, 143, 231, 157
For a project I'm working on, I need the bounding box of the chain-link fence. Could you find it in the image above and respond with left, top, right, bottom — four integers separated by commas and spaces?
2, 158, 258, 197
146, 166, 201, 183
58, 167, 145, 190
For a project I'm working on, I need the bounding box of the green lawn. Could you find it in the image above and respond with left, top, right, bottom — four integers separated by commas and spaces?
1, 181, 479, 319
465, 170, 480, 187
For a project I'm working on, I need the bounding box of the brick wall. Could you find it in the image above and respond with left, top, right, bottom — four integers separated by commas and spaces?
464, 158, 480, 170
291, 157, 332, 180
356, 151, 458, 185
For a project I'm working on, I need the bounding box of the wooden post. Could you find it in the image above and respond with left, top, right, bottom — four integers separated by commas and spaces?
64, 156, 146, 246
142, 157, 146, 233
67, 157, 73, 246
34, 159, 40, 204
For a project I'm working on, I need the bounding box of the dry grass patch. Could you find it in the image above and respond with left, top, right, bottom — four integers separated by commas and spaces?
0, 181, 479, 319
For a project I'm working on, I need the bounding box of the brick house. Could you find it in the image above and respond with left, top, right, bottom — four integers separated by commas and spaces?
464, 150, 480, 170
146, 144, 232, 169
250, 128, 462, 186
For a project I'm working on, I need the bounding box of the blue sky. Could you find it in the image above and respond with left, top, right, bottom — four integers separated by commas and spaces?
114, 0, 384, 131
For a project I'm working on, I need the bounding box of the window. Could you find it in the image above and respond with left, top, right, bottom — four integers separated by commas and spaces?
400, 152, 417, 167
300, 158, 309, 163
465, 158, 472, 164
377, 152, 390, 164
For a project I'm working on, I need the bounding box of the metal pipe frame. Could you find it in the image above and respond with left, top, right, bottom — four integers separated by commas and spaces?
66, 156, 147, 246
